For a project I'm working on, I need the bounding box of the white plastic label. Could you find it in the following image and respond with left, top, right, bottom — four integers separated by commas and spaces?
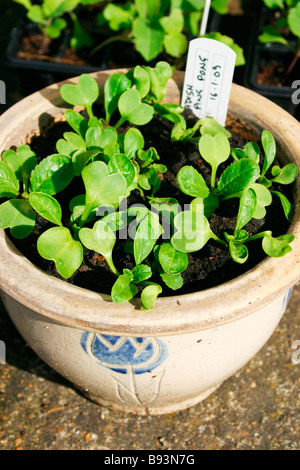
181, 38, 236, 126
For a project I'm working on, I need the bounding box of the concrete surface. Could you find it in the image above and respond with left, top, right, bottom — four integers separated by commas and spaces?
0, 0, 299, 452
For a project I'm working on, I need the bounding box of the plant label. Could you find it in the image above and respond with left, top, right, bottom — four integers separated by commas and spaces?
0, 340, 5, 364
181, 38, 236, 126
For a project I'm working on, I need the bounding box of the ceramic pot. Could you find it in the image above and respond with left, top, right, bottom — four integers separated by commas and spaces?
0, 70, 299, 415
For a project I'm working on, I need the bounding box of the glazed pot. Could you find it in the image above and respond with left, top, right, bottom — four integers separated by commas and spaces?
0, 70, 299, 415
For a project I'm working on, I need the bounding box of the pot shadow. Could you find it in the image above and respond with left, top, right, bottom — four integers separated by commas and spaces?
0, 299, 75, 390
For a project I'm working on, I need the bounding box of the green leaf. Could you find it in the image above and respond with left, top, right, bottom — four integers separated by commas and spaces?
70, 16, 93, 51
43, 0, 80, 18
82, 161, 127, 212
127, 66, 150, 99
261, 130, 276, 178
27, 5, 46, 25
137, 168, 158, 191
123, 128, 145, 159
56, 139, 77, 157
103, 3, 134, 30
132, 264, 152, 283
60, 74, 99, 118
160, 272, 183, 290
69, 194, 97, 225
262, 233, 295, 257
216, 159, 260, 197
271, 163, 298, 184
108, 153, 136, 187
132, 17, 165, 62
72, 149, 100, 176
144, 61, 173, 102
160, 8, 184, 34
29, 192, 62, 226
134, 212, 163, 265
199, 117, 231, 138
211, 0, 230, 14
203, 32, 245, 66
235, 187, 257, 232
101, 210, 132, 231
201, 193, 219, 218
63, 131, 86, 151
13, 0, 32, 10
249, 183, 272, 219
232, 142, 260, 164
163, 32, 188, 58
158, 242, 188, 274
171, 210, 212, 253
45, 17, 67, 39
0, 161, 20, 197
177, 166, 209, 199
135, 0, 161, 18
79, 220, 117, 273
141, 283, 162, 311
199, 133, 231, 187
287, 3, 300, 38
64, 109, 88, 138
229, 240, 249, 264
0, 199, 35, 238
150, 197, 179, 228
37, 227, 83, 279
29, 154, 73, 196
271, 190, 294, 222
104, 73, 132, 123
85, 126, 118, 157
262, 0, 285, 8
2, 145, 37, 182
258, 25, 289, 46
118, 89, 154, 126
111, 273, 138, 304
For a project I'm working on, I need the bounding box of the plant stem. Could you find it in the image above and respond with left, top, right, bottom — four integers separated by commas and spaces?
211, 232, 227, 247
282, 44, 300, 85
89, 32, 133, 57
245, 231, 271, 243
86, 104, 94, 120
79, 205, 91, 229
114, 116, 126, 130
106, 255, 120, 277
22, 177, 29, 196
210, 166, 217, 190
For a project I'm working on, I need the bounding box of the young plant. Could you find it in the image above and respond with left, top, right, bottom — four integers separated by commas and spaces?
259, 0, 300, 82
13, 0, 93, 51
91, 0, 243, 66
0, 65, 297, 310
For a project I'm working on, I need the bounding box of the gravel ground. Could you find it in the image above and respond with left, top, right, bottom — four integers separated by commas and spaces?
0, 284, 299, 451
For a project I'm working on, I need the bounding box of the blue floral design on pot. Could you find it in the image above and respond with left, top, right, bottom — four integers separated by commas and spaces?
282, 287, 293, 312
81, 333, 168, 375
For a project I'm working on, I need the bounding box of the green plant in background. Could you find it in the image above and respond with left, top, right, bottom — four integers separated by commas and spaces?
0, 64, 297, 310
259, 0, 300, 80
13, 0, 93, 50
91, 0, 245, 65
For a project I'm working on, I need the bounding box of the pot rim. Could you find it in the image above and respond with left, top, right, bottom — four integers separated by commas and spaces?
0, 70, 299, 336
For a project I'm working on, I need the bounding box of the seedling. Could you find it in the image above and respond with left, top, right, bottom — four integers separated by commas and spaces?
91, 0, 244, 66
0, 64, 297, 310
259, 0, 300, 82
13, 0, 93, 51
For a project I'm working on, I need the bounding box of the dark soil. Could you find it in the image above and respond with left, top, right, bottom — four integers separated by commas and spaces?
8, 109, 292, 298
16, 19, 184, 71
257, 54, 299, 88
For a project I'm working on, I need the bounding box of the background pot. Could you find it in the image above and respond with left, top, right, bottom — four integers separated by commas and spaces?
0, 70, 299, 415
243, 5, 300, 119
